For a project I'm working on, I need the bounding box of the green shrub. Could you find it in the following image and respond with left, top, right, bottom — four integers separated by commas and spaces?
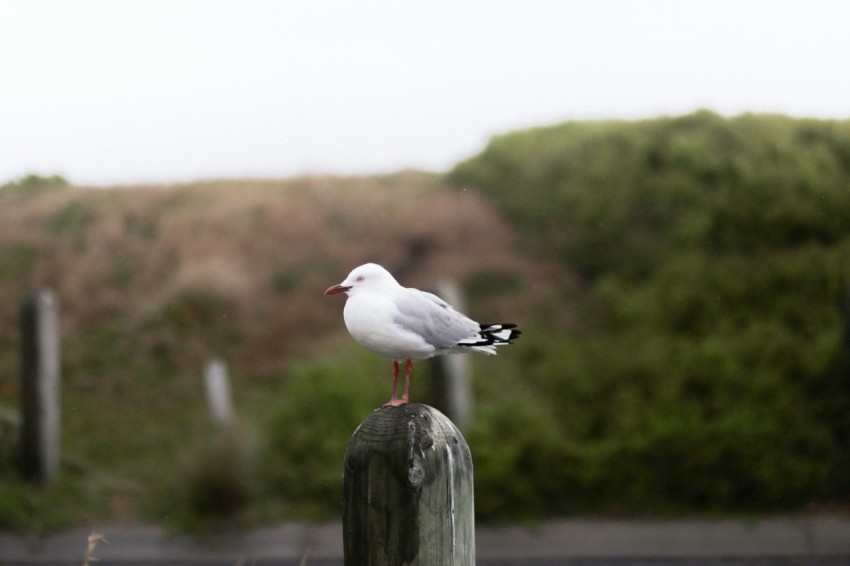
450, 111, 850, 516
0, 242, 39, 282
0, 174, 68, 196
259, 347, 387, 517
45, 200, 94, 251
153, 425, 258, 532
450, 111, 850, 281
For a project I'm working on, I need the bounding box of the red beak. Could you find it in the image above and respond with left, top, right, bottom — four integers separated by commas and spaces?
324, 284, 350, 296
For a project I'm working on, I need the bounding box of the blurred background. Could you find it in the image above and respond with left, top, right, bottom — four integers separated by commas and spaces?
1, 0, 850, 535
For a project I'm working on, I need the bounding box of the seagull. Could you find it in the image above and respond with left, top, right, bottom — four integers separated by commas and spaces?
324, 263, 521, 407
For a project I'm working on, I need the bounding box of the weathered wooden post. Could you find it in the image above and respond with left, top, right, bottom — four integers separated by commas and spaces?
203, 357, 235, 426
343, 403, 474, 565
19, 288, 61, 485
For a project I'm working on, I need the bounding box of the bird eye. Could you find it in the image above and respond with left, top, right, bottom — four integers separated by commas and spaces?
356, 276, 364, 282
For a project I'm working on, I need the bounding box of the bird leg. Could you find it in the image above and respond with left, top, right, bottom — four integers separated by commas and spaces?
400, 358, 413, 404
383, 361, 402, 407
383, 359, 411, 408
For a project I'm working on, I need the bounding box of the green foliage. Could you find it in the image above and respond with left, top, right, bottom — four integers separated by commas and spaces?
159, 287, 235, 334
0, 404, 19, 474
451, 111, 850, 517
45, 200, 94, 251
259, 347, 387, 518
451, 111, 850, 281
152, 425, 258, 533
0, 471, 105, 534
0, 174, 68, 196
0, 242, 38, 283
471, 327, 841, 518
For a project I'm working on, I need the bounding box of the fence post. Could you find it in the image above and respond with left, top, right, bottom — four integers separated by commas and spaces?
427, 279, 474, 429
343, 403, 474, 565
19, 288, 61, 485
203, 358, 235, 426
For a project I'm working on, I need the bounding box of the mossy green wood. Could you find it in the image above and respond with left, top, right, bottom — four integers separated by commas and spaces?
343, 403, 474, 565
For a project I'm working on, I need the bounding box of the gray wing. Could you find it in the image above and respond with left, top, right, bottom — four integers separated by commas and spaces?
392, 288, 479, 349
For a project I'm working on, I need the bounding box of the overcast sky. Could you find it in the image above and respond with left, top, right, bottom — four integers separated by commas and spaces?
2, 1, 849, 186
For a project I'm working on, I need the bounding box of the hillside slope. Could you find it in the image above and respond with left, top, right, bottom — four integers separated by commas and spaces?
0, 171, 571, 529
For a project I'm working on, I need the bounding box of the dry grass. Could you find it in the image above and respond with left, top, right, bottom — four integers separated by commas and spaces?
81, 531, 107, 566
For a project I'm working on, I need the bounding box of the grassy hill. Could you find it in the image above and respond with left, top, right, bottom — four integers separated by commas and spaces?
0, 171, 571, 531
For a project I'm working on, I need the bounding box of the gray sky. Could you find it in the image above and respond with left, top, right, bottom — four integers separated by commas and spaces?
2, 1, 849, 186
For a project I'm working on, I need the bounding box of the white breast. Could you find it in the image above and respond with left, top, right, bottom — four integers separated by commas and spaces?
343, 292, 436, 361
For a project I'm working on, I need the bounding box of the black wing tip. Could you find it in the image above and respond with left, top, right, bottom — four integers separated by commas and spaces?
478, 323, 522, 343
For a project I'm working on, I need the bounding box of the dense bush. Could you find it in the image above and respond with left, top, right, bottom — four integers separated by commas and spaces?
451, 111, 850, 517
451, 111, 850, 280
0, 174, 68, 196
259, 347, 387, 518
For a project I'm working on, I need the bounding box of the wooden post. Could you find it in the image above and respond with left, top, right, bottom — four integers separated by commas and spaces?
19, 288, 61, 485
840, 280, 850, 357
343, 403, 474, 565
203, 358, 235, 426
427, 280, 474, 429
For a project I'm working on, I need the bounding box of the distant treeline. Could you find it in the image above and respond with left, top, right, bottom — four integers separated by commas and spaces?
449, 110, 850, 516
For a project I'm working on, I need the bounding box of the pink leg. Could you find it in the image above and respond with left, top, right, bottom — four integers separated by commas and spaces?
383, 361, 403, 407
383, 359, 411, 408
400, 359, 413, 404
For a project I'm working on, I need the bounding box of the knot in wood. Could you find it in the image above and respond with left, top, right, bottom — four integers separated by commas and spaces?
407, 466, 423, 487
420, 435, 434, 452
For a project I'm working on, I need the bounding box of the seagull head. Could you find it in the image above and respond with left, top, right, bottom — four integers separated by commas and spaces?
324, 263, 399, 296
